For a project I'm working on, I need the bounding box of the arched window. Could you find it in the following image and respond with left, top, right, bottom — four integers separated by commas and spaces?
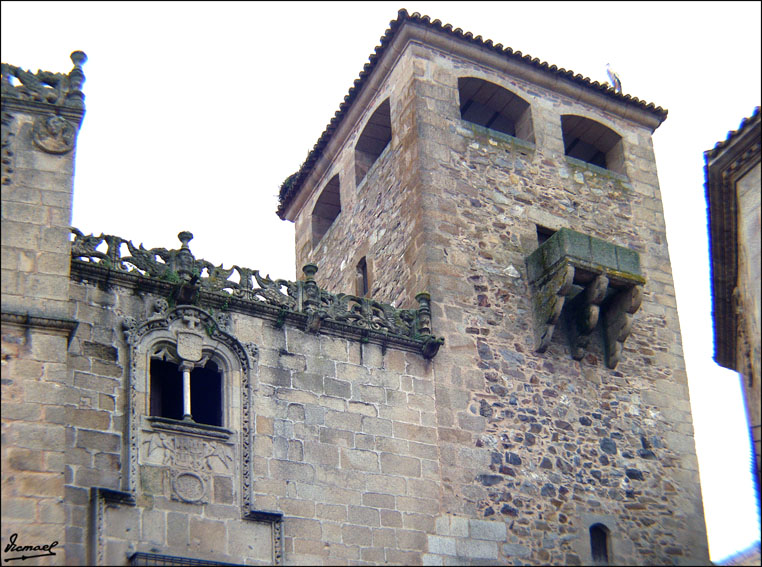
312, 174, 341, 246
589, 523, 610, 565
356, 256, 369, 297
458, 77, 534, 143
149, 349, 224, 427
355, 98, 391, 186
561, 115, 624, 174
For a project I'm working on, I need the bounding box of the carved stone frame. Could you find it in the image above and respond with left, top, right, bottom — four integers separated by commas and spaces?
122, 302, 258, 513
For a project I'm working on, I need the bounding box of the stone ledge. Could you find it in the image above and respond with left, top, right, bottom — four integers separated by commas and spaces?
1, 310, 78, 341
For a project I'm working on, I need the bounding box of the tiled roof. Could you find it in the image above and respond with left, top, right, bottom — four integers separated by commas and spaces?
705, 106, 761, 160
277, 9, 669, 218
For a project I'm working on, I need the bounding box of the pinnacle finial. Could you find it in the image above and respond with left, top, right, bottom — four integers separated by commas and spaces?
70, 51, 87, 67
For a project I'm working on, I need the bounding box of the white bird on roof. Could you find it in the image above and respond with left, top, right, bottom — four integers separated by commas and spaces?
606, 63, 622, 94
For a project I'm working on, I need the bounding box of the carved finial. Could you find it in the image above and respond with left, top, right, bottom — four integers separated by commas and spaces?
302, 263, 318, 281
70, 51, 87, 67
178, 231, 193, 250
66, 51, 87, 109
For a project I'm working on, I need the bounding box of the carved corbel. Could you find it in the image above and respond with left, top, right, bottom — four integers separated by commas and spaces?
531, 263, 575, 352
603, 284, 643, 369
567, 274, 609, 359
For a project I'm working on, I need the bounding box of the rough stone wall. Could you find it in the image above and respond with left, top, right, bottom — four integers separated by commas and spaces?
298, 41, 710, 564
294, 56, 426, 309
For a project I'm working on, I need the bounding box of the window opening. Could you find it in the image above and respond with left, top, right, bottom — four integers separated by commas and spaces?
356, 257, 369, 297
355, 99, 391, 186
561, 115, 624, 174
150, 357, 223, 427
589, 523, 610, 565
150, 358, 183, 421
191, 360, 222, 427
536, 225, 556, 246
312, 174, 341, 246
458, 77, 534, 143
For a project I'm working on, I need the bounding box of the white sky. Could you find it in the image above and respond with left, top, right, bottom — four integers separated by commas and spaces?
2, 1, 760, 562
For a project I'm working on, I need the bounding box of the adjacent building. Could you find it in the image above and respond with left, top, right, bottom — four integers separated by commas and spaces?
705, 106, 761, 512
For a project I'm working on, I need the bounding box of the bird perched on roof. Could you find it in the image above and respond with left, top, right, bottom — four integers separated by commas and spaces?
606, 63, 622, 94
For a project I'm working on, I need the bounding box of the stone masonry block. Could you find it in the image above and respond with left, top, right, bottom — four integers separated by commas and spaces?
270, 459, 316, 484
380, 453, 421, 477
348, 505, 380, 527
429, 534, 457, 555
455, 538, 498, 560
342, 525, 372, 546
469, 519, 507, 541
340, 448, 379, 472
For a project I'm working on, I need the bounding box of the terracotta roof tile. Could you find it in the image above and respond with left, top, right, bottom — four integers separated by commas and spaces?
277, 9, 669, 218
704, 106, 761, 161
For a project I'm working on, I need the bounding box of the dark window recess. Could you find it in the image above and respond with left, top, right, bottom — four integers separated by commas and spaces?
312, 174, 341, 246
561, 115, 624, 174
355, 98, 391, 186
458, 77, 534, 143
191, 360, 222, 427
356, 257, 369, 297
150, 358, 183, 421
590, 523, 610, 565
536, 225, 556, 246
150, 358, 222, 427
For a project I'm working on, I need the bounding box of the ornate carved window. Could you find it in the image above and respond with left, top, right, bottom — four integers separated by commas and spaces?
122, 302, 257, 511
525, 228, 644, 368
458, 77, 535, 143
561, 115, 624, 174
355, 98, 391, 186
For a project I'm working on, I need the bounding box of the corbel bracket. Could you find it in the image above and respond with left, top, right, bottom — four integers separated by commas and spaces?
525, 228, 646, 368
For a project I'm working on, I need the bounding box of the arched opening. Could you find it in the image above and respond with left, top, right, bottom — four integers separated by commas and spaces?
355, 98, 391, 186
561, 115, 624, 174
150, 355, 223, 427
458, 77, 534, 143
589, 523, 610, 565
312, 174, 341, 246
356, 256, 369, 297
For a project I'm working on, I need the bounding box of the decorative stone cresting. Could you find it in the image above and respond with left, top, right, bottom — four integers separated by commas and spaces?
71, 228, 444, 358
525, 228, 645, 368
1, 51, 87, 109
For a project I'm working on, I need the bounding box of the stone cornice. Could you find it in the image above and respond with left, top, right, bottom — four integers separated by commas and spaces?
1, 310, 78, 340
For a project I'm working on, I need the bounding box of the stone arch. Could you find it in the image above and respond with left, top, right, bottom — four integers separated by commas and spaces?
561, 114, 625, 174
355, 98, 391, 186
457, 76, 534, 143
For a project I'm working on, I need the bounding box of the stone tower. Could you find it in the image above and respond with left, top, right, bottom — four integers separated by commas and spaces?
1, 52, 87, 564
278, 10, 710, 564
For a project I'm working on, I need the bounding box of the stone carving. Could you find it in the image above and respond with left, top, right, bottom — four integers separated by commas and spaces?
142, 432, 234, 505
171, 470, 206, 503
32, 114, 75, 154
74, 228, 444, 358
525, 228, 645, 368
1, 112, 14, 186
0, 51, 87, 109
567, 274, 609, 359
